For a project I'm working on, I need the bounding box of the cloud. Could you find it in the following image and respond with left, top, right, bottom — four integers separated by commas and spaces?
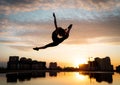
84, 0, 120, 10
0, 0, 120, 51
87, 37, 120, 45
0, 0, 119, 26
64, 19, 120, 45
0, 0, 119, 14
9, 45, 32, 51
0, 20, 54, 49
0, 14, 120, 49
0, 0, 34, 14
0, 0, 119, 24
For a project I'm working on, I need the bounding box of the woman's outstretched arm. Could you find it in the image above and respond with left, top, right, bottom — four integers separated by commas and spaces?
53, 13, 58, 29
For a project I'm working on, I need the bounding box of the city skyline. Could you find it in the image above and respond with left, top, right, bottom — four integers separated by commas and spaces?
6, 56, 113, 71
0, 0, 120, 68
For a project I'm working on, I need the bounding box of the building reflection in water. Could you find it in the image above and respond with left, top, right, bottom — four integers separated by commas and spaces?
6, 73, 18, 83
81, 72, 113, 84
49, 71, 57, 77
6, 71, 113, 84
6, 71, 58, 83
6, 71, 46, 83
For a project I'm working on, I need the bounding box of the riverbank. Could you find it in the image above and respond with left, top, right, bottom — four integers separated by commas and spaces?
0, 69, 116, 74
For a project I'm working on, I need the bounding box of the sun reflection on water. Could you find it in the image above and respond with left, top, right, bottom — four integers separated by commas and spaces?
75, 72, 86, 80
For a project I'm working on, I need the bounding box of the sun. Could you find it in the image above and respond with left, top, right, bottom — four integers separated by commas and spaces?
74, 58, 87, 68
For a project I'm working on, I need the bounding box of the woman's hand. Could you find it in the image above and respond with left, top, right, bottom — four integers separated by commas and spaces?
53, 13, 55, 17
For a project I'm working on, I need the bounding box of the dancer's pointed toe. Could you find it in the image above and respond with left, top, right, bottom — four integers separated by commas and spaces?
33, 47, 39, 51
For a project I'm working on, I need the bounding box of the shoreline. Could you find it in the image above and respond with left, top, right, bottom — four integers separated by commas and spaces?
0, 69, 115, 74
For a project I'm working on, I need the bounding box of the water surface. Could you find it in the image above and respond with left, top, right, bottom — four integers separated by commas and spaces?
0, 71, 120, 85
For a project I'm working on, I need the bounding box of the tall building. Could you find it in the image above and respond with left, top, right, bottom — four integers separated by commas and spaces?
79, 56, 113, 71
19, 57, 32, 70
7, 56, 46, 70
116, 65, 120, 72
89, 56, 113, 71
79, 64, 89, 71
7, 56, 19, 70
32, 61, 46, 70
49, 62, 57, 70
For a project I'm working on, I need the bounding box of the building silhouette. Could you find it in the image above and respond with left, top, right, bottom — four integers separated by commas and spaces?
116, 65, 120, 72
79, 64, 89, 71
32, 60, 46, 70
49, 62, 57, 70
79, 56, 113, 71
19, 57, 32, 70
93, 57, 113, 71
7, 56, 19, 70
7, 56, 113, 71
7, 56, 46, 70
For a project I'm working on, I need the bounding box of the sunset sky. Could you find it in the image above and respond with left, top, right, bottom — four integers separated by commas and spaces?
0, 0, 120, 68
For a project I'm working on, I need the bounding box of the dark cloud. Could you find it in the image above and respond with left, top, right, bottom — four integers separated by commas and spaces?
0, 0, 119, 14
0, 39, 16, 44
0, 0, 32, 5
0, 0, 35, 14
91, 0, 109, 3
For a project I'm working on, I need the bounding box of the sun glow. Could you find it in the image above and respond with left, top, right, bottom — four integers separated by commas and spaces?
75, 73, 86, 80
74, 58, 87, 68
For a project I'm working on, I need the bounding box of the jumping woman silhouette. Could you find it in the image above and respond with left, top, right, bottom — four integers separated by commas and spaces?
33, 13, 73, 51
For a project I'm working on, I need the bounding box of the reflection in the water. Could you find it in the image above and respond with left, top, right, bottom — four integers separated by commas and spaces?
6, 71, 46, 83
75, 73, 86, 80
6, 71, 113, 84
49, 71, 57, 77
81, 72, 113, 83
6, 73, 17, 83
18, 72, 31, 81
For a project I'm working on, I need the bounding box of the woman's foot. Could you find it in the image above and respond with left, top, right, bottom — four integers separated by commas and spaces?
68, 24, 72, 30
33, 47, 39, 51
